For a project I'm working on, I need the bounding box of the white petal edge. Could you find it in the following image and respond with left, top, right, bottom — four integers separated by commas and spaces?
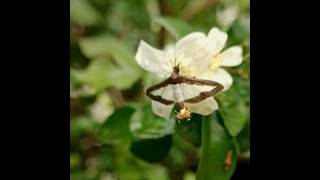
135, 40, 172, 76
176, 32, 207, 51
186, 97, 218, 115
219, 46, 243, 67
175, 32, 213, 75
151, 101, 174, 120
199, 68, 233, 91
207, 27, 228, 56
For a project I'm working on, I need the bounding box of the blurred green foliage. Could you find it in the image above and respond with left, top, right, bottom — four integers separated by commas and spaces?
70, 0, 250, 179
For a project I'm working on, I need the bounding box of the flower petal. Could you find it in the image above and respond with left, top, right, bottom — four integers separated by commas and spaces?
207, 27, 228, 56
199, 68, 233, 91
176, 32, 206, 51
135, 40, 172, 76
186, 97, 218, 115
151, 100, 174, 120
219, 46, 243, 67
175, 32, 213, 76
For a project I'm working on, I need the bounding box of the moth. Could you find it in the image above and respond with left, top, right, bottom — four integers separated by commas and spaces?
146, 65, 224, 120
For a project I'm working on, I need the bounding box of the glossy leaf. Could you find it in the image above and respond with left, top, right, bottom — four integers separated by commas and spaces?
175, 113, 202, 147
217, 77, 250, 137
196, 113, 238, 180
236, 119, 250, 153
130, 135, 173, 163
130, 103, 175, 139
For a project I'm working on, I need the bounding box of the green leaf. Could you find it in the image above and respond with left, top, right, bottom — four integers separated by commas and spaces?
74, 35, 142, 90
217, 77, 250, 137
228, 16, 250, 45
130, 135, 172, 163
236, 119, 250, 153
70, 116, 97, 140
70, 0, 102, 26
79, 35, 135, 65
184, 171, 196, 180
130, 103, 175, 139
70, 153, 82, 169
71, 57, 138, 91
154, 16, 195, 39
99, 143, 170, 180
175, 113, 202, 147
98, 107, 135, 144
196, 113, 238, 180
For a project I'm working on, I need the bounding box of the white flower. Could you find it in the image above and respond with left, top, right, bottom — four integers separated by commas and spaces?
135, 27, 243, 119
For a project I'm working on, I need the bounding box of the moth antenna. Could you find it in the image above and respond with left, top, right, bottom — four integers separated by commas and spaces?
174, 45, 176, 66
174, 45, 178, 67
174, 48, 186, 67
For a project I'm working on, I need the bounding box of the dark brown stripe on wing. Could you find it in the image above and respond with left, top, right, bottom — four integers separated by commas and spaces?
179, 75, 224, 104
146, 78, 175, 105
146, 74, 223, 105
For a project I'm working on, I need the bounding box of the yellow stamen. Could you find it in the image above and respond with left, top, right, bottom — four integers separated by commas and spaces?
209, 55, 222, 70
179, 65, 195, 77
176, 107, 192, 120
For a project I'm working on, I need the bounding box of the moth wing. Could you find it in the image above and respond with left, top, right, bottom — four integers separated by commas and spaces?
150, 85, 174, 102
151, 83, 212, 103
178, 83, 219, 101
185, 98, 219, 115
151, 101, 174, 120
148, 76, 222, 103
178, 83, 219, 115
149, 85, 175, 119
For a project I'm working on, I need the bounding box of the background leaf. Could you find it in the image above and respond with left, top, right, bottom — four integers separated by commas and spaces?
97, 107, 135, 144
72, 35, 142, 90
70, 116, 97, 140
70, 0, 102, 26
154, 16, 196, 39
